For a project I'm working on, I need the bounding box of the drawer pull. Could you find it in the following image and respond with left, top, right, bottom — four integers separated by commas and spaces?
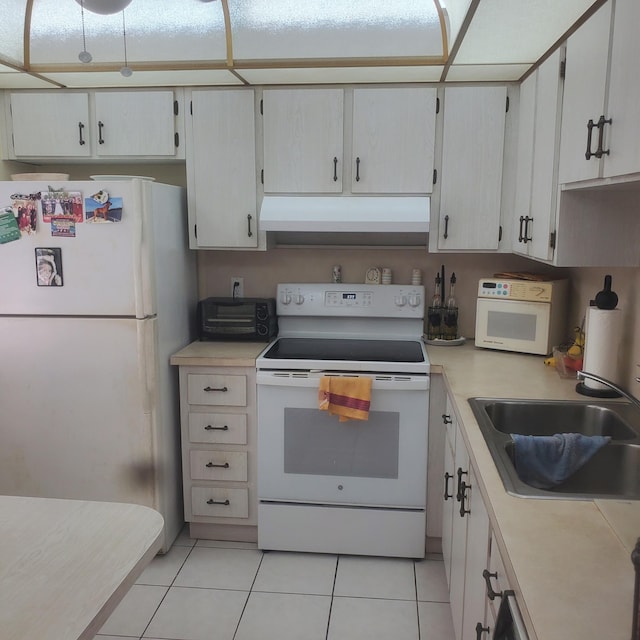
482, 569, 503, 601
204, 424, 229, 431
206, 462, 230, 469
475, 622, 490, 639
442, 413, 452, 425
204, 386, 228, 392
207, 498, 230, 506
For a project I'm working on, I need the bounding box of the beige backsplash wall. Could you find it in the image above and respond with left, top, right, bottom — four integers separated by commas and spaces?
198, 248, 563, 342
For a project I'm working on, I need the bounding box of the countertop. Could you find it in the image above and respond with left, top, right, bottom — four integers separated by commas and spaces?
0, 496, 164, 640
427, 343, 639, 640
170, 340, 268, 367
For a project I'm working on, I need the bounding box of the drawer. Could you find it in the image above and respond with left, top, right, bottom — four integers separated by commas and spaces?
191, 486, 249, 519
187, 374, 246, 406
190, 450, 247, 482
188, 413, 247, 445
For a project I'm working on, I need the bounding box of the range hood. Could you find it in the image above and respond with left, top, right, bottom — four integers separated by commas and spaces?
259, 196, 429, 246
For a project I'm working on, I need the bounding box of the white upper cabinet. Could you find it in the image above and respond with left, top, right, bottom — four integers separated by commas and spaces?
513, 49, 563, 262
93, 91, 177, 157
262, 86, 436, 195
436, 86, 507, 251
351, 87, 436, 193
559, 0, 640, 184
9, 92, 91, 157
186, 89, 258, 249
602, 0, 640, 179
557, 2, 611, 184
262, 88, 344, 193
6, 89, 183, 160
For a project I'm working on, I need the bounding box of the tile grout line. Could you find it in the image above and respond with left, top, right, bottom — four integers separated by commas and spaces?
324, 555, 341, 640
231, 547, 265, 640
137, 534, 198, 640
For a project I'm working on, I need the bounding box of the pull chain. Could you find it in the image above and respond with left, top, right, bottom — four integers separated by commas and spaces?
120, 10, 132, 77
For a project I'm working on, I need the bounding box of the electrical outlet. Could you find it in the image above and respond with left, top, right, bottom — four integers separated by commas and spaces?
231, 277, 244, 298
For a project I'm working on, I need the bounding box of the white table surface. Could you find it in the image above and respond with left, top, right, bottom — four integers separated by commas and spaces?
0, 495, 164, 640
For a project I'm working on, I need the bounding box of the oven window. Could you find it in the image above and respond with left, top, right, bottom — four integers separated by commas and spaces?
487, 310, 537, 341
283, 408, 399, 479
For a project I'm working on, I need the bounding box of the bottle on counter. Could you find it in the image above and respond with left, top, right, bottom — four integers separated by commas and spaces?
443, 272, 458, 340
427, 273, 442, 340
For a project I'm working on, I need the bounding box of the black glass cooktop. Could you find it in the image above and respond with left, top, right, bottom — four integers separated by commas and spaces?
262, 338, 425, 363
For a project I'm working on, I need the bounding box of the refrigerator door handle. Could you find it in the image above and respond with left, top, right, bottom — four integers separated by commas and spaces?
137, 320, 157, 415
131, 181, 156, 319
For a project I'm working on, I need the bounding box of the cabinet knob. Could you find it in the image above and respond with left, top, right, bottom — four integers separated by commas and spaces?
475, 622, 490, 639
442, 414, 453, 425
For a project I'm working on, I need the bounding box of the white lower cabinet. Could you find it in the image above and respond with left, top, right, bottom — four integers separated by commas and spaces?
176, 365, 257, 541
443, 410, 514, 640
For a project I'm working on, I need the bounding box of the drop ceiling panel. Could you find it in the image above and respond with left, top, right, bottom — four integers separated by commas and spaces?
455, 0, 596, 64
38, 69, 242, 88
0, 72, 59, 89
230, 0, 444, 60
237, 66, 445, 85
445, 64, 531, 82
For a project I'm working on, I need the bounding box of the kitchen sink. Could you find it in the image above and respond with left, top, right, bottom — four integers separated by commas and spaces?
469, 398, 640, 500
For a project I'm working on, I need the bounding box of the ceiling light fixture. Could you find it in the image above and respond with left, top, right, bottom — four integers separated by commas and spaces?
120, 10, 133, 77
74, 0, 133, 15
78, 0, 93, 63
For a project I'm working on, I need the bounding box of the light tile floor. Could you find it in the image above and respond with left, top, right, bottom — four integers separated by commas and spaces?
97, 527, 455, 640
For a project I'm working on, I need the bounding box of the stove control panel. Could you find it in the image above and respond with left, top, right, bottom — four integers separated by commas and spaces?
277, 283, 424, 318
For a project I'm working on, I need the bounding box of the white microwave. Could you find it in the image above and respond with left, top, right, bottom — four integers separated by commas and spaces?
474, 278, 569, 355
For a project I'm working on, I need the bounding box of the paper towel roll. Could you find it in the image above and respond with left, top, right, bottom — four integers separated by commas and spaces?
583, 307, 623, 390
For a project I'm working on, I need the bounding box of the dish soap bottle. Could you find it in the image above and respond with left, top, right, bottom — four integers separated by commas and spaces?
427, 273, 442, 340
443, 273, 458, 340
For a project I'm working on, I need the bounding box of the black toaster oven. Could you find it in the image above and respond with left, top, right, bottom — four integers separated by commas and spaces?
198, 297, 277, 341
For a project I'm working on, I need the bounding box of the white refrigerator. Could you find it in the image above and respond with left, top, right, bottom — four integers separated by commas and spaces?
0, 178, 197, 551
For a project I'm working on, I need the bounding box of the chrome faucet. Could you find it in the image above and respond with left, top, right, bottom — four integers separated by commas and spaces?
577, 370, 640, 412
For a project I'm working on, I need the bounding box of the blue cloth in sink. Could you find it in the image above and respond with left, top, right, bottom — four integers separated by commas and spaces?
510, 433, 611, 489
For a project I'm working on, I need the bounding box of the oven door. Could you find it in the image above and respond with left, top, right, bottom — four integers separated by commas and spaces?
256, 370, 429, 508
474, 298, 553, 355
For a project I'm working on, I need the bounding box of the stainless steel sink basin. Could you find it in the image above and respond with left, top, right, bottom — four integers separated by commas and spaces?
469, 398, 640, 500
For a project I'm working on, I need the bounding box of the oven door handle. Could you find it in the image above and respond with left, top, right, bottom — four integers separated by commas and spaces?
256, 372, 429, 391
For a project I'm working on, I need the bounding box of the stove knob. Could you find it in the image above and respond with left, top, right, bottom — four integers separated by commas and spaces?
280, 293, 292, 305
293, 294, 305, 305
408, 294, 421, 307
395, 295, 407, 307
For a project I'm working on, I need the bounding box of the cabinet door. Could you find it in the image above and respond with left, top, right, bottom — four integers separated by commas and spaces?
461, 465, 491, 640
604, 0, 640, 178
528, 49, 563, 261
438, 86, 506, 250
94, 91, 177, 157
10, 92, 91, 157
513, 73, 536, 256
442, 435, 455, 587
187, 90, 257, 248
263, 89, 344, 193
351, 87, 436, 193
557, 2, 612, 184
449, 423, 469, 640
